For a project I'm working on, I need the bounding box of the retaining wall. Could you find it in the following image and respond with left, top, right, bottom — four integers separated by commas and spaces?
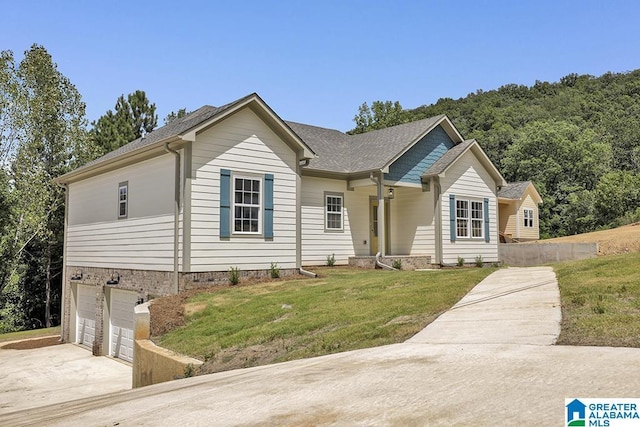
499, 242, 598, 266
132, 302, 203, 388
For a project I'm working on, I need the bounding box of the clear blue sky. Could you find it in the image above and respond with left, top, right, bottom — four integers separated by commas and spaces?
2, 1, 640, 132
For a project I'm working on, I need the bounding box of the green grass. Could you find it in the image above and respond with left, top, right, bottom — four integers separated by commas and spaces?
0, 326, 60, 343
158, 267, 494, 365
555, 252, 640, 347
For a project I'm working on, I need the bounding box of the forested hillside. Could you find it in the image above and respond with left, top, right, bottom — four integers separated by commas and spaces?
352, 71, 640, 238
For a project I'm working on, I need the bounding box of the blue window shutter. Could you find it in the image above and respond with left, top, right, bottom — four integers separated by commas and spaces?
220, 169, 231, 238
449, 194, 456, 242
264, 174, 274, 239
484, 197, 490, 243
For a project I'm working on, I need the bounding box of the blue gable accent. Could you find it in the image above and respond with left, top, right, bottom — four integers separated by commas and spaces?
384, 125, 455, 184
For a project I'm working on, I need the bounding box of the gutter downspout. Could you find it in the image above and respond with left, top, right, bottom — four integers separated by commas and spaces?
369, 173, 395, 271
55, 181, 69, 342
164, 142, 180, 294
434, 177, 443, 266
299, 267, 317, 278
297, 157, 317, 278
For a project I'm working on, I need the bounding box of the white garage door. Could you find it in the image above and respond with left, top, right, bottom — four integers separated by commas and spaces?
76, 285, 96, 349
109, 289, 138, 363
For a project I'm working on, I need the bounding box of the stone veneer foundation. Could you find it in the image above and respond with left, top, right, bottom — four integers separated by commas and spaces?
348, 255, 434, 270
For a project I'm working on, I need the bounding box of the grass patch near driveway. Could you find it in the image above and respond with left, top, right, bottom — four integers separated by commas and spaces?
555, 252, 640, 347
0, 326, 60, 343
157, 267, 494, 374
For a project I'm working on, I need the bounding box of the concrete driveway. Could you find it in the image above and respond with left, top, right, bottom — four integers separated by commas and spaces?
0, 339, 131, 415
3, 267, 640, 426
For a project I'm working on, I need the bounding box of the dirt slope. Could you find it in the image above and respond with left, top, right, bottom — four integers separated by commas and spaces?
541, 223, 640, 256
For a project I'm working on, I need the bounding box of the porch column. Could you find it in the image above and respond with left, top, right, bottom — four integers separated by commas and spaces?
377, 172, 386, 256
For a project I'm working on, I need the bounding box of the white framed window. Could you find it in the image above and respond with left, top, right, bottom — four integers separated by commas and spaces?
524, 208, 534, 228
325, 193, 344, 231
456, 200, 468, 238
233, 176, 261, 234
456, 198, 484, 239
118, 181, 128, 219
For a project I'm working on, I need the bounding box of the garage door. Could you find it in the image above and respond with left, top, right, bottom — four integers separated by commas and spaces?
109, 289, 138, 363
76, 285, 96, 349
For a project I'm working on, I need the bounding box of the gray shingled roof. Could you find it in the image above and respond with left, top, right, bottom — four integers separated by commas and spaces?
422, 139, 476, 177
498, 181, 532, 199
285, 121, 352, 172
72, 94, 253, 174
347, 115, 446, 172
67, 92, 456, 179
287, 115, 447, 173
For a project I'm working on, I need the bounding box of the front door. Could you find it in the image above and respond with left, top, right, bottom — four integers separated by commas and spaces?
369, 198, 390, 255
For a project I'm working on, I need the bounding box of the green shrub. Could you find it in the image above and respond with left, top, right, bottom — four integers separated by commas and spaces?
326, 253, 336, 267
184, 363, 195, 378
228, 267, 240, 285
270, 262, 280, 279
457, 256, 465, 267
392, 259, 402, 270
474, 255, 483, 268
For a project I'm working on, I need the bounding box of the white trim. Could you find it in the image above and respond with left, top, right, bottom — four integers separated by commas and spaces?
180, 94, 315, 159
523, 208, 534, 228
117, 181, 128, 219
324, 192, 344, 231
455, 198, 484, 239
232, 173, 263, 235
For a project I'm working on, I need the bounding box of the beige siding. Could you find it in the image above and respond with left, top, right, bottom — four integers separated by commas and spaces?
518, 192, 540, 240
301, 177, 353, 265
390, 187, 435, 256
301, 182, 437, 263
440, 150, 499, 264
348, 187, 376, 257
68, 155, 174, 226
499, 201, 518, 238
66, 155, 176, 271
189, 108, 298, 272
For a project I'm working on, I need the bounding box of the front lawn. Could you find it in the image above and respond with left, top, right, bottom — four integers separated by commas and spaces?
555, 252, 640, 347
157, 267, 494, 374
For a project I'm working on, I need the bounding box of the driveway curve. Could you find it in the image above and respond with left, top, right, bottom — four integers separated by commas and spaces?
408, 266, 561, 345
3, 267, 640, 426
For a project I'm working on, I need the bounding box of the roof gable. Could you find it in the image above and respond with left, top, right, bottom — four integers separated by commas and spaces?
384, 124, 456, 185
348, 115, 462, 172
423, 139, 507, 187
288, 115, 465, 174
498, 181, 543, 203
58, 93, 314, 183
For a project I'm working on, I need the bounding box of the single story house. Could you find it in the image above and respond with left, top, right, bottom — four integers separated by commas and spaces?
55, 92, 509, 360
498, 181, 542, 242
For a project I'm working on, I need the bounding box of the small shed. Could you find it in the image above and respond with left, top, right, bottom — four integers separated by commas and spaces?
498, 181, 542, 242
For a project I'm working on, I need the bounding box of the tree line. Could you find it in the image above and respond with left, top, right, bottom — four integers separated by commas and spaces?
352, 71, 640, 238
0, 45, 187, 332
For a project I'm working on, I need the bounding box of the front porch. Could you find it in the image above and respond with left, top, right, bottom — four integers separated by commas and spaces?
348, 255, 435, 270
